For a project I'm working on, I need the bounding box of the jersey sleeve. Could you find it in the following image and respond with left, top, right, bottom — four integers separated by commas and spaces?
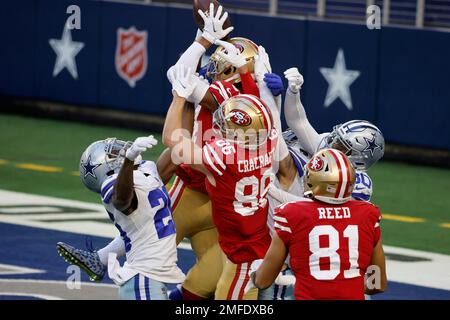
352, 171, 373, 201
273, 203, 296, 246
239, 71, 260, 97
100, 174, 118, 204
202, 140, 228, 177
371, 205, 382, 246
209, 81, 241, 105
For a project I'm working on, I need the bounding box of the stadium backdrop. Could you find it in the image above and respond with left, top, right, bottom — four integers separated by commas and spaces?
0, 0, 449, 150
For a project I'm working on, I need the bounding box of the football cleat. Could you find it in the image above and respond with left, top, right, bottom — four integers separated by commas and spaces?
56, 242, 105, 282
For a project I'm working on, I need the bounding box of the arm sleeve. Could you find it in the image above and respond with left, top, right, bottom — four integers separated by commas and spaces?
258, 79, 289, 171
274, 205, 294, 246
209, 81, 241, 105
202, 141, 227, 177
101, 175, 118, 204
176, 41, 206, 71
284, 90, 322, 155
373, 207, 382, 246
239, 71, 260, 97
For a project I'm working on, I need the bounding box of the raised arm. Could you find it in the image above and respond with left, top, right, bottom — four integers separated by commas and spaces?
214, 39, 259, 97
175, 4, 233, 71
283, 68, 321, 155
112, 136, 157, 215
254, 46, 293, 180
162, 65, 210, 177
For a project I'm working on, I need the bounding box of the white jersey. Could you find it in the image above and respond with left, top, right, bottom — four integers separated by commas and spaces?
268, 145, 309, 233
100, 161, 185, 285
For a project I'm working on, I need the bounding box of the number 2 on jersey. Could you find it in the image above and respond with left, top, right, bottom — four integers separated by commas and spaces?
308, 225, 359, 280
148, 188, 176, 239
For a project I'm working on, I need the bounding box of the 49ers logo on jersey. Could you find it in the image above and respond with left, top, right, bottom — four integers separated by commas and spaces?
308, 157, 324, 171
115, 27, 148, 88
229, 109, 252, 126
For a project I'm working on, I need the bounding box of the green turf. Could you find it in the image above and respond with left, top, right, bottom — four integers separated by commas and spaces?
0, 114, 165, 203
0, 114, 449, 254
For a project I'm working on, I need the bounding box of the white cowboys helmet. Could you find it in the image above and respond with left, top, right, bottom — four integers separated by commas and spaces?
318, 120, 385, 170
79, 138, 140, 193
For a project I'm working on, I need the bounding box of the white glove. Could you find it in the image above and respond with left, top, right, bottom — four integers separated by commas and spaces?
284, 67, 304, 94
274, 272, 296, 286
167, 64, 196, 99
254, 46, 272, 83
198, 3, 234, 44
214, 39, 247, 68
187, 74, 210, 104
125, 135, 158, 161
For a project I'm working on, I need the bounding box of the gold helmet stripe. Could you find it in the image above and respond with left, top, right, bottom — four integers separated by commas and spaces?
329, 149, 351, 199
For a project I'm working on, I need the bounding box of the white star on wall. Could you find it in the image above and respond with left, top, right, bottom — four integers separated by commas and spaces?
320, 49, 360, 110
49, 25, 85, 79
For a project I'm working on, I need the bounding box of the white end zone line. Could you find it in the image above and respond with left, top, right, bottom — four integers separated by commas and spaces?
383, 245, 450, 291
0, 189, 449, 292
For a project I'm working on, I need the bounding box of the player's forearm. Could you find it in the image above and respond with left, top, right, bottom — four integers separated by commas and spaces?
366, 240, 387, 295
163, 95, 201, 166
258, 80, 289, 167
176, 41, 207, 71
239, 70, 260, 97
254, 236, 287, 289
284, 90, 321, 155
162, 95, 187, 149
268, 180, 302, 203
112, 158, 135, 212
156, 148, 178, 185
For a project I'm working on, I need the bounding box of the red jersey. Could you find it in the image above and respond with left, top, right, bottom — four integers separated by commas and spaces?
202, 129, 278, 264
274, 199, 382, 300
176, 81, 241, 193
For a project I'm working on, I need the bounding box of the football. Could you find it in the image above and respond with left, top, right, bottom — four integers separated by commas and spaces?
193, 0, 232, 35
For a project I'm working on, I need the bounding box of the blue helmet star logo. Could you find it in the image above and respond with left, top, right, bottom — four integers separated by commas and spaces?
363, 136, 381, 156
81, 155, 101, 179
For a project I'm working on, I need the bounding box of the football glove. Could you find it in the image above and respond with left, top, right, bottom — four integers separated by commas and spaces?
125, 136, 158, 161
264, 73, 284, 96
168, 65, 196, 99
284, 67, 304, 94
198, 4, 234, 44
254, 46, 272, 83
214, 39, 247, 68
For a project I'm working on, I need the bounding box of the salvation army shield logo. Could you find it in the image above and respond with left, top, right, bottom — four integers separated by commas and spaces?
115, 27, 148, 87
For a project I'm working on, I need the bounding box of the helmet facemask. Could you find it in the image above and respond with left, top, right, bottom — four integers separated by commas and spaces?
103, 138, 133, 173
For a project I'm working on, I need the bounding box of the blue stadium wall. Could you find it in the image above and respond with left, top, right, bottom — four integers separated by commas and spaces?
1, 0, 449, 150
